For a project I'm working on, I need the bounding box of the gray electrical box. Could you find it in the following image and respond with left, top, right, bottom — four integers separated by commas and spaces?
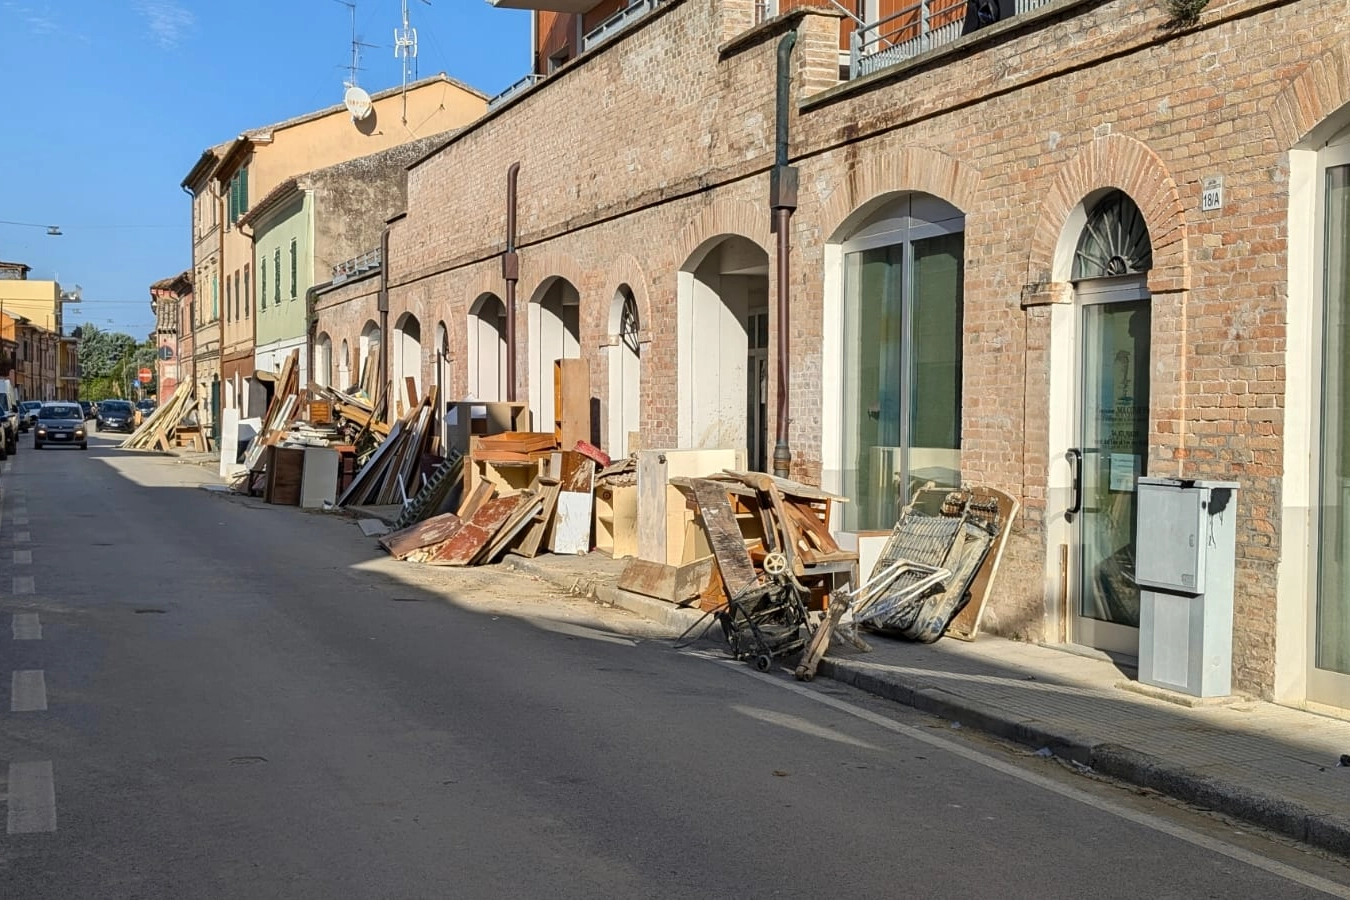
1135, 477, 1239, 698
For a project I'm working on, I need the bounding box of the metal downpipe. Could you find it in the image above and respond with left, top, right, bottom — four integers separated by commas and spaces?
504, 162, 521, 404
771, 29, 798, 479
378, 225, 391, 417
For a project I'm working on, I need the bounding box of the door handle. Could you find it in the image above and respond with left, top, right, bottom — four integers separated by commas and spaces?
1066, 448, 1083, 523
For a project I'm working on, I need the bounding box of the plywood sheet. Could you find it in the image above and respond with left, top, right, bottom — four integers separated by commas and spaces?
689, 478, 759, 598
428, 496, 521, 566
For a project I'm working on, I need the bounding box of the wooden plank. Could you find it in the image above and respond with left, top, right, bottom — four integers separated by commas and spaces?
476, 493, 544, 564
513, 478, 560, 558
689, 478, 759, 598
616, 557, 715, 604
550, 491, 592, 555
380, 512, 464, 559
946, 487, 1020, 642
456, 480, 496, 520
427, 496, 522, 566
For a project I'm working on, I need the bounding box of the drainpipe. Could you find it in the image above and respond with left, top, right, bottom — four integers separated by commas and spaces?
180, 183, 199, 403
504, 162, 521, 404
378, 225, 391, 417
771, 29, 798, 479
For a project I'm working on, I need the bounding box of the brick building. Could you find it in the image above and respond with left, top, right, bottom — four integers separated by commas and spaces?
150, 271, 192, 403
311, 0, 1350, 711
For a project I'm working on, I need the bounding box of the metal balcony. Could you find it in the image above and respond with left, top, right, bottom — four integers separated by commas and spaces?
582, 0, 663, 53
487, 73, 545, 112
850, 0, 1055, 78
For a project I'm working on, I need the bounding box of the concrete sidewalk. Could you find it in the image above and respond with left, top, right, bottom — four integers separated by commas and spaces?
505, 550, 1350, 857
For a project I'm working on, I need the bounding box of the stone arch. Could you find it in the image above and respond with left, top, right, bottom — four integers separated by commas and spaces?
817, 146, 981, 240
1268, 42, 1350, 150
1025, 134, 1189, 295
669, 198, 772, 277
521, 250, 588, 309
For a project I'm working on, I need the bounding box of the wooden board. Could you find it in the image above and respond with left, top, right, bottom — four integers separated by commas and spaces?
380, 512, 464, 559
427, 496, 522, 566
945, 487, 1020, 642
689, 478, 759, 598
476, 493, 545, 564
616, 556, 715, 605
550, 491, 593, 555
513, 478, 561, 558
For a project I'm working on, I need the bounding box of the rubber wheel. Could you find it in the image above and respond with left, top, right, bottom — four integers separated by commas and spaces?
80, 443, 87, 450
754, 654, 773, 673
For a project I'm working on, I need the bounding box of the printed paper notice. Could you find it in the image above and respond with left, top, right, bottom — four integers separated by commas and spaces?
1109, 454, 1139, 492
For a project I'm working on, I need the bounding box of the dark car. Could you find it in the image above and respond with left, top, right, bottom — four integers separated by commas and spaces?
78, 400, 95, 420
96, 399, 135, 434
135, 399, 157, 422
34, 402, 88, 450
17, 401, 42, 433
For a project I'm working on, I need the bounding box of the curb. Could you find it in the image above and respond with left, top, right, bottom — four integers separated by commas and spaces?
819, 656, 1350, 858
499, 555, 710, 639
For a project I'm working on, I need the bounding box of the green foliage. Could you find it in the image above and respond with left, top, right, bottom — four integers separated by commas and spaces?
1164, 0, 1207, 26
76, 323, 139, 380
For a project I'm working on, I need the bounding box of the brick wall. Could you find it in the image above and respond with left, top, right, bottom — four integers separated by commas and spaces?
369, 0, 1350, 695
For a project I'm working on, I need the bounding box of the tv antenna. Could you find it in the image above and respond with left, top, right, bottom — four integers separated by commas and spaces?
394, 0, 430, 125
334, 0, 378, 118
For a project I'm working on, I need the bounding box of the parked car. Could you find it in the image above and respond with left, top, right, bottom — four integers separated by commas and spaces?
34, 402, 88, 450
78, 400, 95, 420
135, 399, 157, 423
0, 378, 20, 457
96, 399, 135, 434
18, 401, 42, 433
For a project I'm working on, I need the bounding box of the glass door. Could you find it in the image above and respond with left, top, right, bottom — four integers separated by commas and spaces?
1071, 282, 1150, 656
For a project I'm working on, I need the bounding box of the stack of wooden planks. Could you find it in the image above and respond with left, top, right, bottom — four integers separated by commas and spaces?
376, 446, 604, 566
336, 382, 441, 507
118, 385, 197, 451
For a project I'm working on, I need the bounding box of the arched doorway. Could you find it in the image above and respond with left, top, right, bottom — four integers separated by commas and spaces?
468, 293, 508, 401
607, 286, 642, 458
359, 320, 381, 396
1063, 189, 1154, 656
677, 235, 769, 468
393, 312, 422, 410
314, 332, 332, 388
338, 339, 351, 390
528, 278, 580, 432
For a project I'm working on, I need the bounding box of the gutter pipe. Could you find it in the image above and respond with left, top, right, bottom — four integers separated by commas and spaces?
771, 29, 798, 479
504, 162, 521, 404
378, 225, 391, 418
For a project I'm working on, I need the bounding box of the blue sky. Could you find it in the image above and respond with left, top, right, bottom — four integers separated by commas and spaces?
0, 0, 530, 338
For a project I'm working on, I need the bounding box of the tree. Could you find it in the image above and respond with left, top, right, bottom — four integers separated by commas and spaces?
77, 323, 141, 400
77, 323, 138, 379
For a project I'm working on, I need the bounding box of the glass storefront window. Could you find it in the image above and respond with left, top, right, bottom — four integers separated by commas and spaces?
1318, 164, 1350, 676
840, 197, 963, 532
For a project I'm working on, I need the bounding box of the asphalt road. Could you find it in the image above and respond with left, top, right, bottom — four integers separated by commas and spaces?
2, 431, 1349, 899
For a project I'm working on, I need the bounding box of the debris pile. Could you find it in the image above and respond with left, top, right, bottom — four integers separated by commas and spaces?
119, 386, 202, 451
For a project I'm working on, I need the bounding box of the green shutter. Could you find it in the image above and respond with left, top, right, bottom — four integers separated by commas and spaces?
260, 259, 266, 309
290, 238, 298, 299
274, 248, 281, 303
240, 166, 248, 213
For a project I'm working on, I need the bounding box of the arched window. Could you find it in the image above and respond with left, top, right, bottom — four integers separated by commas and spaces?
1072, 190, 1153, 280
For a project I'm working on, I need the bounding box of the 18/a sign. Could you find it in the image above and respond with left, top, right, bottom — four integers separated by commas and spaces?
1201, 176, 1224, 212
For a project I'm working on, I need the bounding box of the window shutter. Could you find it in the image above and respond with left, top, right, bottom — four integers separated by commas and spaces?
244, 266, 251, 318
290, 238, 298, 299
260, 259, 266, 309
274, 248, 281, 303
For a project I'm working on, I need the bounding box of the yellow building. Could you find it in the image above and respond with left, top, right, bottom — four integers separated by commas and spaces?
0, 275, 64, 335
196, 72, 488, 421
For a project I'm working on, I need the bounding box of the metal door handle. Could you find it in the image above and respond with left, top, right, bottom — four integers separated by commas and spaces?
1066, 448, 1083, 523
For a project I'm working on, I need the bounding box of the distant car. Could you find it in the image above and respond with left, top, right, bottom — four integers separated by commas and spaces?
96, 399, 135, 434
34, 402, 87, 450
135, 399, 157, 422
78, 400, 95, 420
18, 401, 42, 433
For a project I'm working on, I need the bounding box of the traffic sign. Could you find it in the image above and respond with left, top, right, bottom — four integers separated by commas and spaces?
138, 368, 153, 384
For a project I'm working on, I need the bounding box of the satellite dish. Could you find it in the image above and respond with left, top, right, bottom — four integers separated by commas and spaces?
344, 85, 373, 121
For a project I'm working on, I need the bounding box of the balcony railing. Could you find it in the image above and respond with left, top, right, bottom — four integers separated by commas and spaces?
331, 248, 382, 284
582, 0, 663, 53
849, 0, 1053, 78
487, 73, 545, 112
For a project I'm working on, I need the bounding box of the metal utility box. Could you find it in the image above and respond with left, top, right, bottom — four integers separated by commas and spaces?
1135, 477, 1240, 698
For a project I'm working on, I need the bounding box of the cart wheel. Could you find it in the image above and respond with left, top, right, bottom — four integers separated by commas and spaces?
795, 666, 814, 682
763, 552, 788, 576
754, 654, 773, 672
